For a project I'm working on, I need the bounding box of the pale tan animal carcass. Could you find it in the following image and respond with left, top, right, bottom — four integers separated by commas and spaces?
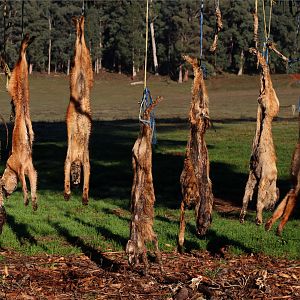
240, 48, 280, 225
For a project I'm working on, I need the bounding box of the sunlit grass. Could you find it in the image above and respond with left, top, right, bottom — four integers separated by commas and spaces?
0, 119, 299, 259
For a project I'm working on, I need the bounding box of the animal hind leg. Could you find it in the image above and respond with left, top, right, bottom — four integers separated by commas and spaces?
82, 151, 90, 205
240, 171, 257, 223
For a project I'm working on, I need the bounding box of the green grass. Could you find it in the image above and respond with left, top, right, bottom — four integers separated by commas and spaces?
0, 74, 299, 259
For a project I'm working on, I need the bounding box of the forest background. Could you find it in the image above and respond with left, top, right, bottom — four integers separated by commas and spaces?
0, 0, 299, 80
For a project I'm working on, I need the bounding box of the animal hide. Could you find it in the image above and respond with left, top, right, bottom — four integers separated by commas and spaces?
210, 5, 223, 53
178, 55, 213, 253
265, 140, 299, 235
240, 48, 280, 225
64, 16, 93, 205
126, 96, 163, 275
0, 33, 37, 214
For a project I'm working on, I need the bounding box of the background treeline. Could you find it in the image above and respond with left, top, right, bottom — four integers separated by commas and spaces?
0, 0, 299, 79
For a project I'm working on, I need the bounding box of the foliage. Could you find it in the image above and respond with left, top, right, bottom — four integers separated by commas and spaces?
0, 0, 299, 76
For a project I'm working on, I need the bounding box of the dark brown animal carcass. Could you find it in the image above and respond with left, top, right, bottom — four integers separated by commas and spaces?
126, 96, 163, 275
178, 55, 213, 253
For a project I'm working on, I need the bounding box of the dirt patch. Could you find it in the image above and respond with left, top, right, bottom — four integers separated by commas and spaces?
0, 250, 299, 299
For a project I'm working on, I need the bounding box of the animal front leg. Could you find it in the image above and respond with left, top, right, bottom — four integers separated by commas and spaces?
0, 183, 6, 234
178, 201, 186, 253
28, 162, 38, 211
142, 248, 149, 276
240, 171, 257, 223
20, 168, 29, 206
256, 177, 276, 225
265, 191, 290, 231
82, 151, 90, 205
64, 154, 72, 201
153, 235, 163, 273
277, 193, 296, 236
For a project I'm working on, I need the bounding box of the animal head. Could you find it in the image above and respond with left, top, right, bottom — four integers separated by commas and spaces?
1, 168, 18, 197
126, 240, 138, 266
71, 160, 81, 186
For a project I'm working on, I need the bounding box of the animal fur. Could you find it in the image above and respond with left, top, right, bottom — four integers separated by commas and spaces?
0, 33, 37, 215
126, 96, 163, 275
240, 48, 280, 225
178, 55, 213, 253
64, 16, 93, 205
210, 5, 223, 53
265, 140, 300, 236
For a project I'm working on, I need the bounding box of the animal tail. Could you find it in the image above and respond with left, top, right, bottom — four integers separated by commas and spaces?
19, 33, 35, 56
71, 160, 81, 186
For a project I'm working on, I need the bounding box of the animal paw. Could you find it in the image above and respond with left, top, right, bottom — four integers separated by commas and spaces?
82, 196, 88, 206
24, 198, 29, 206
32, 202, 38, 211
64, 192, 71, 201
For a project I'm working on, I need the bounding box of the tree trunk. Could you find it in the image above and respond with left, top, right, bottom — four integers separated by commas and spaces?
67, 59, 70, 75
99, 20, 102, 70
132, 49, 137, 79
178, 64, 183, 83
183, 69, 189, 82
29, 64, 33, 74
48, 16, 52, 75
118, 64, 122, 74
237, 49, 244, 76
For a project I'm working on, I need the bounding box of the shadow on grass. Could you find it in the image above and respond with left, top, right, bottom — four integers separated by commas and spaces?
67, 213, 128, 248
6, 213, 37, 246
0, 119, 293, 211
49, 220, 121, 271
158, 215, 253, 255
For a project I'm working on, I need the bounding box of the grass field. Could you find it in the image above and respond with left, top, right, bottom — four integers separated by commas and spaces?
0, 73, 299, 259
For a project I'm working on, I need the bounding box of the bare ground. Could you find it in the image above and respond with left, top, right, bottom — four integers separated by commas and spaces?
0, 198, 299, 299
0, 249, 299, 300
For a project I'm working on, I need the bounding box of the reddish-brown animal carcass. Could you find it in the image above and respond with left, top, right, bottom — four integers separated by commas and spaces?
265, 140, 299, 236
0, 34, 37, 234
64, 16, 93, 205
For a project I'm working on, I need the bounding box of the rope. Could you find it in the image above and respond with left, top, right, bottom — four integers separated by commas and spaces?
262, 0, 274, 64
199, 0, 204, 62
139, 0, 156, 144
144, 0, 149, 89
81, 0, 85, 16
139, 87, 157, 144
21, 0, 24, 38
